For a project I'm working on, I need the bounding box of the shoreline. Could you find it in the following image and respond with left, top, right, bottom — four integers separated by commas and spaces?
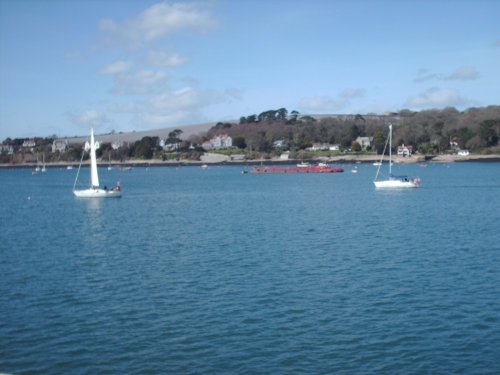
2, 154, 500, 169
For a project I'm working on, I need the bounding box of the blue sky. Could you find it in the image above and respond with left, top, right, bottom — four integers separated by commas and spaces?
1, 0, 499, 140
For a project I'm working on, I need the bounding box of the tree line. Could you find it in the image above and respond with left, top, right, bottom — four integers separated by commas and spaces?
199, 106, 500, 154
2, 106, 499, 164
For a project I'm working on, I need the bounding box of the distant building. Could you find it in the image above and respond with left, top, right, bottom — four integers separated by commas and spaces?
230, 154, 245, 161
457, 149, 470, 156
280, 151, 290, 160
22, 139, 36, 152
273, 140, 288, 149
1, 145, 14, 154
52, 139, 68, 153
22, 139, 36, 149
307, 143, 331, 151
163, 142, 181, 151
202, 134, 232, 150
305, 143, 339, 151
355, 136, 373, 150
397, 144, 413, 157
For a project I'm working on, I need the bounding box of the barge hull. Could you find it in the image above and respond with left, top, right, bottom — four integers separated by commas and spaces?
250, 167, 344, 174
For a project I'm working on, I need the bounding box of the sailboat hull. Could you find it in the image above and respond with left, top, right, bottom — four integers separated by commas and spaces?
73, 188, 121, 198
374, 179, 419, 189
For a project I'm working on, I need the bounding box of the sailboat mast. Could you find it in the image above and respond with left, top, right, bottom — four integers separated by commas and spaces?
388, 124, 392, 177
90, 128, 100, 188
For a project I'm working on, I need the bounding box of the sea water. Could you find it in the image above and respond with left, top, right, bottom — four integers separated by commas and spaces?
1, 162, 499, 374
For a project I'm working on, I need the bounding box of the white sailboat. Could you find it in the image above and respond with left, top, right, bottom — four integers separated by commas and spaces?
34, 153, 41, 173
374, 124, 420, 189
41, 153, 47, 172
73, 128, 121, 198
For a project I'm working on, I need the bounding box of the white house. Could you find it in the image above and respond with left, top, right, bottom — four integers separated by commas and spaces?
1, 145, 14, 154
52, 139, 68, 153
329, 144, 340, 151
273, 140, 287, 149
308, 143, 331, 151
355, 136, 373, 150
280, 151, 290, 160
111, 142, 122, 150
22, 139, 36, 149
202, 134, 232, 150
397, 144, 413, 157
457, 149, 470, 156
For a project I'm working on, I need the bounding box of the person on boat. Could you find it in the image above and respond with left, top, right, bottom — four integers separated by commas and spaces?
104, 185, 108, 191
114, 181, 121, 191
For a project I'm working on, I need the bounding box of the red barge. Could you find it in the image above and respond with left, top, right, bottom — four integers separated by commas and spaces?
250, 164, 344, 174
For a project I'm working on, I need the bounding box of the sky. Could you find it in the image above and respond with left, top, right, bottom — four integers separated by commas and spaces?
0, 0, 499, 140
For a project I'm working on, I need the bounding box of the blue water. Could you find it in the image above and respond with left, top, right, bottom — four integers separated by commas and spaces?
1, 162, 500, 374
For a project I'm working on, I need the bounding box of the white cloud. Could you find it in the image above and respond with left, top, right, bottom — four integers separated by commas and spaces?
66, 109, 109, 127
147, 50, 188, 67
106, 86, 228, 129
414, 69, 440, 83
151, 86, 223, 112
108, 102, 143, 114
111, 70, 168, 95
99, 2, 216, 48
98, 18, 117, 32
414, 66, 479, 82
298, 88, 364, 112
446, 66, 478, 81
100, 60, 133, 75
404, 87, 470, 109
225, 87, 244, 100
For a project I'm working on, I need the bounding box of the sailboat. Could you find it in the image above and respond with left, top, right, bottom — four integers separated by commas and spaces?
374, 124, 420, 189
41, 153, 47, 172
73, 128, 121, 198
34, 153, 41, 173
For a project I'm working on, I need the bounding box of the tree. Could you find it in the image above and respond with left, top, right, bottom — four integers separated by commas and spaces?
479, 120, 499, 146
166, 129, 183, 143
351, 141, 361, 152
288, 110, 300, 124
232, 136, 246, 149
276, 108, 288, 121
349, 124, 360, 140
134, 136, 159, 159
372, 129, 386, 154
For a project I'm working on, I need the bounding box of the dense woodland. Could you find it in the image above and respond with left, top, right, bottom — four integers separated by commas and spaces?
1, 106, 500, 163
197, 106, 500, 156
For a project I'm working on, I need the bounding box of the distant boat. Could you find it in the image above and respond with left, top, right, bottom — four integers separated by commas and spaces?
34, 153, 41, 173
374, 124, 420, 189
66, 165, 73, 170
41, 154, 47, 172
372, 162, 382, 166
297, 161, 311, 168
73, 128, 121, 198
201, 164, 208, 169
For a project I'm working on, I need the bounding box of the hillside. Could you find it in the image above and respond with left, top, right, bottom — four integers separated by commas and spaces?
63, 122, 215, 144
